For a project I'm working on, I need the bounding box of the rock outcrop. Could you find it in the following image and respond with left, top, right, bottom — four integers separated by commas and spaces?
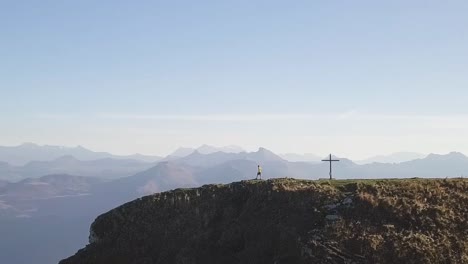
60, 178, 468, 264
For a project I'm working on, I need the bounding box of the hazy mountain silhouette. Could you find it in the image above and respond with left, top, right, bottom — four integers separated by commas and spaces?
0, 161, 21, 181
168, 147, 196, 158
92, 149, 286, 203
355, 152, 426, 164
172, 147, 284, 168
169, 145, 244, 158
100, 162, 200, 200
0, 143, 161, 166
0, 156, 155, 182
174, 150, 241, 167
199, 144, 244, 154
109, 160, 261, 196
279, 153, 322, 162
334, 152, 468, 179
246, 147, 285, 162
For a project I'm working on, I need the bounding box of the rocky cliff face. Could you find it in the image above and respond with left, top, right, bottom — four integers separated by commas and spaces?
60, 178, 468, 264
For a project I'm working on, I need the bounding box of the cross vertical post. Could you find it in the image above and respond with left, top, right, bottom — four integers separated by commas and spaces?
322, 154, 340, 180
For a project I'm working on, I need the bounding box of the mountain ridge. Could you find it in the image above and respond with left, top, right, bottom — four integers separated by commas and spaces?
0, 155, 155, 182
169, 145, 245, 158
0, 143, 162, 166
355, 152, 427, 164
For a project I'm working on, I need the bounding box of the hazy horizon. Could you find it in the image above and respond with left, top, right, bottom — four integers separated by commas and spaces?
0, 117, 468, 160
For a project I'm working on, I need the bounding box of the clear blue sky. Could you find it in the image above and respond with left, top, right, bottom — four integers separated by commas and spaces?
1, 1, 468, 158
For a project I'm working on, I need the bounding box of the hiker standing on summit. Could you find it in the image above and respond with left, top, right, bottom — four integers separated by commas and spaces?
256, 165, 262, 180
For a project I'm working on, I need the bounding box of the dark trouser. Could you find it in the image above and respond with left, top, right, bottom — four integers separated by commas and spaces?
256, 172, 262, 179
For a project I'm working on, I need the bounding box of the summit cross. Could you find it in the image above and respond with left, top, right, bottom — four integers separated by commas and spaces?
322, 154, 340, 180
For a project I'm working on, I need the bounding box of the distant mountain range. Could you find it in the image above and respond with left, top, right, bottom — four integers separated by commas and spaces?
0, 143, 428, 167
355, 152, 427, 164
171, 147, 284, 167
0, 155, 155, 182
169, 144, 245, 157
0, 143, 162, 166
279, 153, 322, 162
278, 152, 428, 165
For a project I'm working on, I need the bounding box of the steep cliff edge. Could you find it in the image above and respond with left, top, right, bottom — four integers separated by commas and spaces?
60, 178, 468, 264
